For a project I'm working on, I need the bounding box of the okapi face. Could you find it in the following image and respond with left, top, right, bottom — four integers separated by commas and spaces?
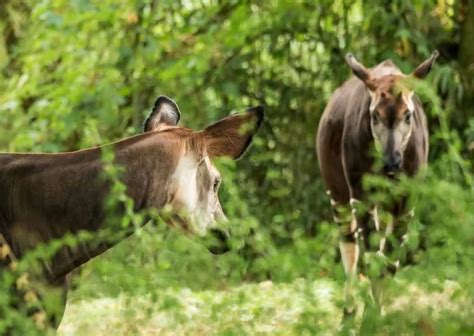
144, 96, 264, 253
345, 51, 438, 174
368, 83, 415, 173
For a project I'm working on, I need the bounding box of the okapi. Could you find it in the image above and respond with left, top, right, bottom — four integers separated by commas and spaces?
0, 96, 264, 331
316, 51, 438, 313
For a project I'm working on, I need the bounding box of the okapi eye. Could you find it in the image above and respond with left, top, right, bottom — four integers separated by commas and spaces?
405, 113, 412, 125
213, 178, 221, 192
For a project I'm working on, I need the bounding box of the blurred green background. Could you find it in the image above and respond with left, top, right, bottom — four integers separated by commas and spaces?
1, 0, 473, 334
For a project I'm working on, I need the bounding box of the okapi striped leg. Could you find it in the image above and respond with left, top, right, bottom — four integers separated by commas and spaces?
0, 234, 49, 333
373, 207, 415, 274
328, 191, 360, 316
368, 207, 415, 314
371, 204, 394, 257
390, 208, 415, 271
339, 238, 359, 316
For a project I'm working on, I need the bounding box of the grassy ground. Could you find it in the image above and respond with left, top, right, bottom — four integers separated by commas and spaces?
54, 228, 473, 335
59, 279, 340, 335
58, 275, 471, 335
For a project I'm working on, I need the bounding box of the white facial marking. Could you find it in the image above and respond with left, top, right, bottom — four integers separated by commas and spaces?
370, 97, 414, 160
200, 157, 222, 231
400, 123, 412, 153
170, 155, 225, 235
368, 90, 379, 112
171, 155, 199, 213
170, 155, 207, 234
402, 91, 415, 112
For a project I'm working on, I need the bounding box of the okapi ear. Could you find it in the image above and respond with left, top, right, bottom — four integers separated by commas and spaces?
144, 96, 181, 132
201, 105, 264, 160
345, 53, 375, 89
411, 50, 439, 79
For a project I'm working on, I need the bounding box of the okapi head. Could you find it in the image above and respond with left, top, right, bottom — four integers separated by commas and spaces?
144, 96, 264, 254
345, 51, 438, 174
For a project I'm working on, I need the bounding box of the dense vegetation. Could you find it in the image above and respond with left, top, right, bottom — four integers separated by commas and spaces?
1, 0, 473, 334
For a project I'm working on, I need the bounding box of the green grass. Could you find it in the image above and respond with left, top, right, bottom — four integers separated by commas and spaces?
57, 237, 473, 336
59, 279, 340, 335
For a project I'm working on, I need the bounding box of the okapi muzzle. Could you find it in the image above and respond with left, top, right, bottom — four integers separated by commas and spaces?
207, 228, 231, 255
383, 132, 402, 173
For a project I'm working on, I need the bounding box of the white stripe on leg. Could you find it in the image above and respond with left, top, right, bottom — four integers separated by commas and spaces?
340, 241, 359, 276
379, 217, 394, 254
371, 205, 380, 232
340, 241, 359, 312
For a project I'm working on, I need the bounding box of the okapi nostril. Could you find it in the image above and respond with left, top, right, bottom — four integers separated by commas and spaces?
384, 163, 400, 174
207, 228, 231, 255
384, 152, 402, 173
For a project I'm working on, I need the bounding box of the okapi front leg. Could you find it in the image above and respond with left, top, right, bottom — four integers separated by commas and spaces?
329, 192, 360, 316
339, 235, 359, 316
385, 207, 415, 272
367, 206, 414, 315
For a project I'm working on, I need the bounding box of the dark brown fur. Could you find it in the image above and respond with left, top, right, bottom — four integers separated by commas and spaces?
0, 130, 193, 283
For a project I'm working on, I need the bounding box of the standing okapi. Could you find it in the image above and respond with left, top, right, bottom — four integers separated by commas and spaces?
316, 51, 438, 313
0, 96, 264, 331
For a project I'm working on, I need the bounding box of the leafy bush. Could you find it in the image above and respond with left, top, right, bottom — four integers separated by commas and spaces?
0, 0, 472, 334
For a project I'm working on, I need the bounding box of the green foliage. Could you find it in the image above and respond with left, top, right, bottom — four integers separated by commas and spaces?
0, 0, 473, 334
